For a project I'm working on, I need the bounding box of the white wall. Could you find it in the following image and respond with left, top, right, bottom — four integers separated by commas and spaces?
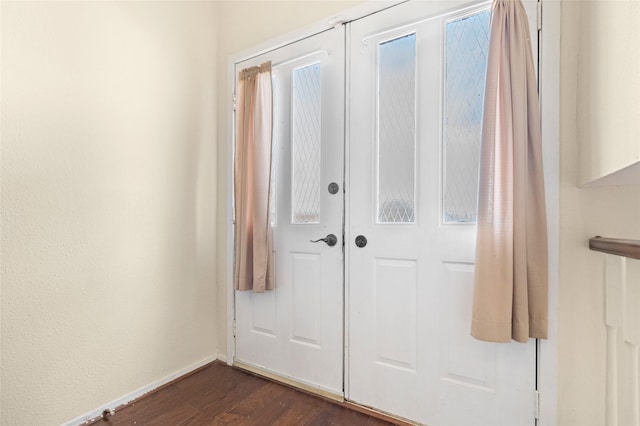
0, 2, 218, 424
577, 0, 640, 185
559, 1, 640, 424
215, 0, 365, 359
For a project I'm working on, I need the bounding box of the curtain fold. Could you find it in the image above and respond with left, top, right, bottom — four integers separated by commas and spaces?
234, 62, 274, 292
471, 0, 548, 343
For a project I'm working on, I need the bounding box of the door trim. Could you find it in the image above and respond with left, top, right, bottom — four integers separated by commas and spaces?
223, 2, 560, 424
233, 361, 344, 402
537, 0, 560, 424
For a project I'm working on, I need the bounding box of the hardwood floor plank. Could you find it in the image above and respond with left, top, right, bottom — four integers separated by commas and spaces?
265, 391, 326, 425
93, 362, 395, 426
209, 382, 288, 425
146, 405, 200, 426
108, 383, 185, 425
196, 373, 268, 419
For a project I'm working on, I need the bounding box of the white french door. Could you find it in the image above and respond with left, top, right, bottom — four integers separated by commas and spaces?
234, 27, 345, 396
346, 1, 538, 425
234, 1, 540, 423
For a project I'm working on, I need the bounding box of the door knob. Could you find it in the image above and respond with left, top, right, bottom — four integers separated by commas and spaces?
310, 234, 338, 247
355, 235, 367, 248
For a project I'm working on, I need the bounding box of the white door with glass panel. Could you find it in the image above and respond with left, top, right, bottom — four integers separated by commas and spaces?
347, 1, 538, 424
234, 1, 541, 423
234, 27, 345, 396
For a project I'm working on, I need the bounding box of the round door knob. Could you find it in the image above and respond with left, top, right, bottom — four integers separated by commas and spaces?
328, 182, 340, 194
355, 235, 367, 248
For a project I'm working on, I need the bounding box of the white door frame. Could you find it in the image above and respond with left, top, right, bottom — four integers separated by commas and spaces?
536, 1, 560, 424
224, 1, 560, 424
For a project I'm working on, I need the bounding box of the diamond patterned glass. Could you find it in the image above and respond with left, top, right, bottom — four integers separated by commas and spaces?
292, 63, 322, 224
377, 34, 416, 224
443, 10, 490, 223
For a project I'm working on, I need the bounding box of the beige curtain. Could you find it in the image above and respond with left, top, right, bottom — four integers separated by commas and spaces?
234, 62, 274, 292
471, 0, 548, 343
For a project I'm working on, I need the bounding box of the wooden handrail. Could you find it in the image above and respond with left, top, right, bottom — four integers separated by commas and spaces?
589, 237, 640, 260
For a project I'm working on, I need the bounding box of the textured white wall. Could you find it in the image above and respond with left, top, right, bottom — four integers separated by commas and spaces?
577, 0, 640, 185
215, 0, 365, 358
0, 2, 218, 424
559, 1, 640, 424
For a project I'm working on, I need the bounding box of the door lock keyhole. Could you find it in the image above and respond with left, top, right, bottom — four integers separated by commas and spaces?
355, 235, 367, 248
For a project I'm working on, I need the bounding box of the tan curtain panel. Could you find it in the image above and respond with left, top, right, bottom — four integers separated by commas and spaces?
234, 62, 274, 292
471, 0, 548, 343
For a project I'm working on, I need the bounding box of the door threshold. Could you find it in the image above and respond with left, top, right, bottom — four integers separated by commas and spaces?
343, 401, 421, 426
233, 360, 343, 402
232, 361, 418, 426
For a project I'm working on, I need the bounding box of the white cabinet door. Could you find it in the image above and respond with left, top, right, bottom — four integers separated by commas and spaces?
234, 27, 345, 396
346, 1, 538, 424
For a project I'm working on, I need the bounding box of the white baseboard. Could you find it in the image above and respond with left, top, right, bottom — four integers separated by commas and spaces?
216, 351, 230, 365
62, 355, 218, 426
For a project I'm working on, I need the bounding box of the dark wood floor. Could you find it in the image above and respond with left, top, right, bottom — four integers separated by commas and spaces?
93, 362, 396, 425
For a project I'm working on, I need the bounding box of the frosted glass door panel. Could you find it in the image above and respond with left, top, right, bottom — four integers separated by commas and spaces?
443, 10, 490, 223
292, 63, 322, 224
377, 34, 417, 224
